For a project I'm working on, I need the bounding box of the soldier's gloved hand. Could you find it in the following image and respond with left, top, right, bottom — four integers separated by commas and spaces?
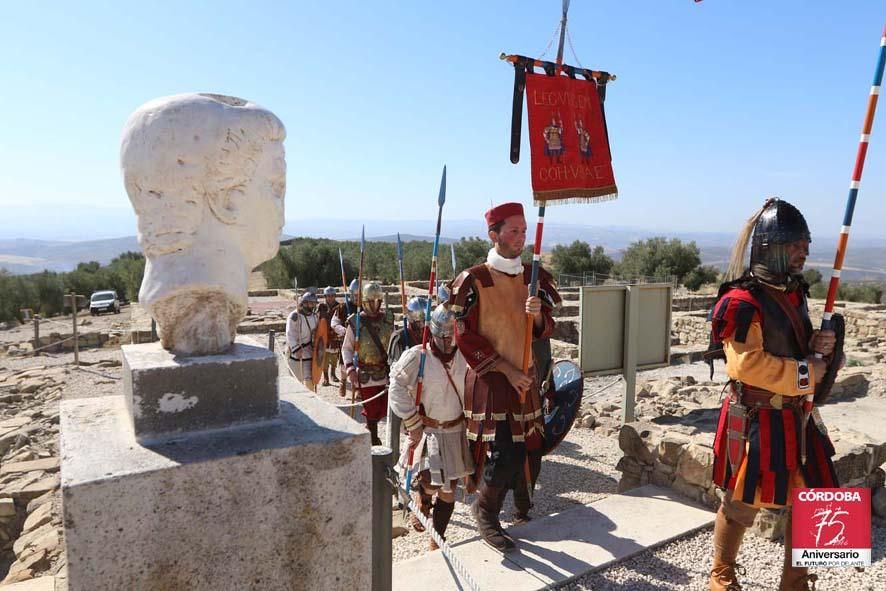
348, 369, 359, 387
810, 329, 836, 357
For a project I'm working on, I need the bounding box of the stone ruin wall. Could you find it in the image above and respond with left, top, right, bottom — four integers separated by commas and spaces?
673, 300, 886, 353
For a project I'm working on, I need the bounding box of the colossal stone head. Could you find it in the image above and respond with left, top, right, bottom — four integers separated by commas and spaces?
121, 93, 286, 355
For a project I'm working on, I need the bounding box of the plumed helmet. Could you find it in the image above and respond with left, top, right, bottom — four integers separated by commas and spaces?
405, 296, 427, 323
429, 304, 456, 338
750, 198, 811, 275
348, 279, 359, 295
298, 291, 318, 305
362, 281, 384, 302
323, 286, 337, 296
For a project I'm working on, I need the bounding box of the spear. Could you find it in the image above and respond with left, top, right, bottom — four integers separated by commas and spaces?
396, 232, 407, 332
351, 226, 366, 419
806, 25, 886, 460
405, 165, 446, 494
450, 242, 457, 279
338, 248, 351, 317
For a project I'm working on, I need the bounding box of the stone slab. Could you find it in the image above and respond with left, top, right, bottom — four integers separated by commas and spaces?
0, 457, 60, 475
1, 576, 56, 591
392, 537, 547, 591
504, 485, 715, 586
61, 379, 371, 591
393, 485, 714, 591
122, 336, 278, 441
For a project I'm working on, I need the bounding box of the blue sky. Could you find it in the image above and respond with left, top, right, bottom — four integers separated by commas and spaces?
0, 1, 883, 241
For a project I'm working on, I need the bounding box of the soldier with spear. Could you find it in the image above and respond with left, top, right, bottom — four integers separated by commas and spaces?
707, 24, 884, 590
341, 230, 394, 445
449, 202, 559, 552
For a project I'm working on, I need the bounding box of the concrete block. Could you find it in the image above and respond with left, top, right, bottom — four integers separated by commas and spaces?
122, 336, 278, 441
62, 384, 371, 591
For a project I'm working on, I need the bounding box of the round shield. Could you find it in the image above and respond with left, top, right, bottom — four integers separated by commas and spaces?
542, 359, 584, 456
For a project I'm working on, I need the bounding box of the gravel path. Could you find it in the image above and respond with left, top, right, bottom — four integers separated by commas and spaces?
563, 519, 885, 591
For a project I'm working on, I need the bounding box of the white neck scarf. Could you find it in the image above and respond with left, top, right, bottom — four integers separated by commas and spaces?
486, 247, 523, 276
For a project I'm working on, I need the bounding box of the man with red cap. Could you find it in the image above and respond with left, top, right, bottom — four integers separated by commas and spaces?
448, 201, 559, 552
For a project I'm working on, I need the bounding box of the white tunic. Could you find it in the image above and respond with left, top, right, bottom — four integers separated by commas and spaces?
389, 345, 473, 490
286, 309, 317, 361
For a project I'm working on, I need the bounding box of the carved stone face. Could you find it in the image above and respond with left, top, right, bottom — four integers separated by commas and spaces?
121, 93, 287, 355
122, 93, 286, 261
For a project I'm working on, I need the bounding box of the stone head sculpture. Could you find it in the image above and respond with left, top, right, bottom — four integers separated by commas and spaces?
121, 93, 286, 355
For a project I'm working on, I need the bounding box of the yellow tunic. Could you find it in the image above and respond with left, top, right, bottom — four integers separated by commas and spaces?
724, 321, 816, 508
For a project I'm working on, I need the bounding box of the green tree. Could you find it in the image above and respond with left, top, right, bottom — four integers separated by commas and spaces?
803, 268, 823, 286
550, 241, 614, 278
683, 265, 721, 291
810, 281, 882, 304
614, 238, 702, 283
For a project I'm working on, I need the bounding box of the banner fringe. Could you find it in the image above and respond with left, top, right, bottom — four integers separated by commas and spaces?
533, 187, 618, 207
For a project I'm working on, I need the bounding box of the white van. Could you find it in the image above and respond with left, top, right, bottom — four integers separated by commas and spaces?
89, 290, 120, 315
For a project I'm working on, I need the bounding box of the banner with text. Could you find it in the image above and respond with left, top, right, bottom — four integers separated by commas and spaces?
526, 72, 617, 205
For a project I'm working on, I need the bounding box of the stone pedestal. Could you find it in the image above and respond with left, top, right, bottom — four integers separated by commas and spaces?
123, 337, 278, 441
61, 375, 371, 590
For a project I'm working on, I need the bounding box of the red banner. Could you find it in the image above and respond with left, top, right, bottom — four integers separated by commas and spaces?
526, 72, 617, 204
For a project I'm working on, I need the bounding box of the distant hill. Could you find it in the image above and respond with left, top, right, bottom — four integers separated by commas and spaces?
4, 225, 886, 283
0, 237, 141, 274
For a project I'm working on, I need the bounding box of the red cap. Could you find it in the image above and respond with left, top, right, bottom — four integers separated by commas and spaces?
485, 202, 524, 228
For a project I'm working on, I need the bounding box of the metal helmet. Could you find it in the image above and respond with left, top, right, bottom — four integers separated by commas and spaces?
348, 279, 359, 296
429, 304, 456, 338
405, 296, 427, 324
298, 291, 318, 306
323, 286, 337, 296
362, 281, 384, 303
436, 282, 451, 304
750, 198, 811, 276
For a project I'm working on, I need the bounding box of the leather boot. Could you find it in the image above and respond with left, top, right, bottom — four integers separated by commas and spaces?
780, 513, 818, 590
366, 420, 382, 446
710, 506, 747, 591
409, 489, 432, 533
471, 483, 515, 552
429, 498, 455, 551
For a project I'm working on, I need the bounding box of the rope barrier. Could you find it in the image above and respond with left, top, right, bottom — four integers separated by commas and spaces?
384, 468, 482, 591
29, 334, 77, 354
274, 341, 386, 409
586, 375, 623, 399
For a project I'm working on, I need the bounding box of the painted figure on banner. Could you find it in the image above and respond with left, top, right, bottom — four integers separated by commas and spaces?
575, 118, 592, 160
342, 281, 394, 445
389, 304, 474, 551
449, 201, 559, 552
705, 198, 842, 591
286, 291, 319, 391
543, 113, 565, 163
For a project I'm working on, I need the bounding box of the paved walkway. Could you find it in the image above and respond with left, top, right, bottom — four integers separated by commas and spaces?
393, 485, 715, 591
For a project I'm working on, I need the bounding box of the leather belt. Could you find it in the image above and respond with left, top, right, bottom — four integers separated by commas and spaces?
738, 384, 803, 411
421, 415, 465, 429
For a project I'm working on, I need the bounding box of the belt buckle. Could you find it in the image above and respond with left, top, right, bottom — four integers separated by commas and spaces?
769, 393, 784, 410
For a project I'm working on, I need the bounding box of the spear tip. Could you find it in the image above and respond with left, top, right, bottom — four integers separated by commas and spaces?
438, 165, 447, 206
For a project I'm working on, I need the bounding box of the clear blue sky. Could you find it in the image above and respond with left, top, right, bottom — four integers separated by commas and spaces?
0, 1, 883, 241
